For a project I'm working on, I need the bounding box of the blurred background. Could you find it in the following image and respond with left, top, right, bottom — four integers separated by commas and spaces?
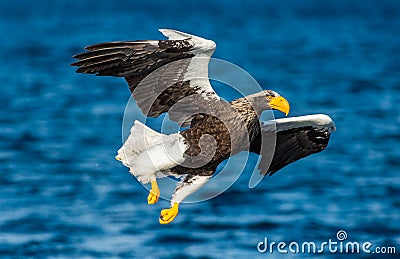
1, 0, 399, 257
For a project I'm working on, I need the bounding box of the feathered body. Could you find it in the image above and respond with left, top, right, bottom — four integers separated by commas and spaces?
117, 93, 267, 183
171, 95, 262, 177
72, 29, 335, 224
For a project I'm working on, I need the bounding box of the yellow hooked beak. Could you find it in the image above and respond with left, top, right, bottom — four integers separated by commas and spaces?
268, 96, 290, 116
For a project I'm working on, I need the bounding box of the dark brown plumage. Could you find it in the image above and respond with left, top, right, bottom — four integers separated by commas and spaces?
172, 95, 264, 176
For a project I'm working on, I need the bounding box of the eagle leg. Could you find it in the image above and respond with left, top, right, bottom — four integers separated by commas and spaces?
159, 174, 211, 224
147, 180, 160, 205
159, 202, 179, 224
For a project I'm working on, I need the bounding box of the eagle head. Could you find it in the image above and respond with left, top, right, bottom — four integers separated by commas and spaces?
246, 90, 290, 116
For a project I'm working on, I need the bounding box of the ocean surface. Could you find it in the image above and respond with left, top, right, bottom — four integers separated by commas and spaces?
1, 0, 399, 258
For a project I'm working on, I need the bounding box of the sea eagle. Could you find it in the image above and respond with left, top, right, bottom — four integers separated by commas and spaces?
72, 29, 335, 224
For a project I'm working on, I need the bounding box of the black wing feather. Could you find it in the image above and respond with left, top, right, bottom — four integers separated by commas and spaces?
71, 39, 205, 119
72, 40, 194, 83
250, 120, 334, 176
72, 30, 219, 123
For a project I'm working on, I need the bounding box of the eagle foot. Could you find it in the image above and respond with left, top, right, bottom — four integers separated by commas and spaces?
147, 180, 160, 205
159, 202, 179, 224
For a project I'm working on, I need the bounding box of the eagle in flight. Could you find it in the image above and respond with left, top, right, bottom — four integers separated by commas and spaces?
72, 29, 335, 224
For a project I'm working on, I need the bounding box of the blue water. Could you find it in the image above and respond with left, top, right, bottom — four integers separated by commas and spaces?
1, 0, 399, 257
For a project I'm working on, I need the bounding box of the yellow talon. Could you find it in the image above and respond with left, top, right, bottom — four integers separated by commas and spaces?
147, 180, 160, 205
159, 202, 179, 224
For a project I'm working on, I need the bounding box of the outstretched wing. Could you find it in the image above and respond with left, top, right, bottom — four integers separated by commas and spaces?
250, 114, 336, 176
71, 29, 219, 119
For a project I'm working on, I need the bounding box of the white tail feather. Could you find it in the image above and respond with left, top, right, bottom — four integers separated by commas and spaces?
116, 121, 187, 183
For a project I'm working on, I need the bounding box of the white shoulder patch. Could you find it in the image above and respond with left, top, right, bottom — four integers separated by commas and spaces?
158, 29, 219, 100
263, 114, 336, 132
159, 29, 194, 40
159, 29, 216, 53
